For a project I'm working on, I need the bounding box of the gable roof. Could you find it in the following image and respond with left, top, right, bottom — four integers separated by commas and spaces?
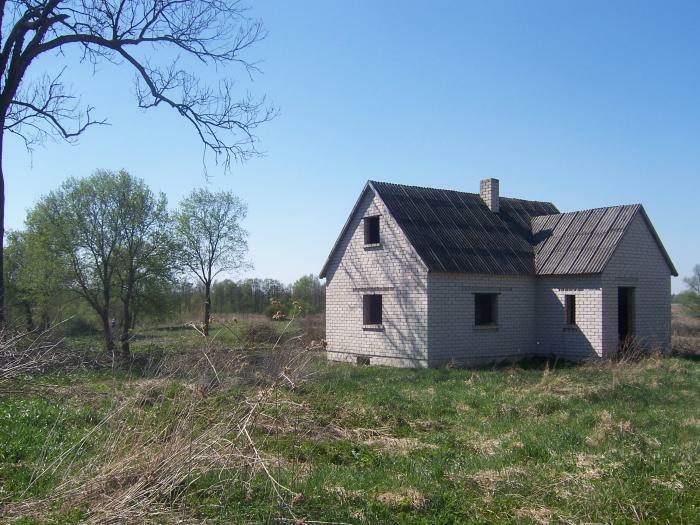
369, 181, 558, 275
319, 180, 558, 278
531, 205, 678, 276
320, 181, 677, 279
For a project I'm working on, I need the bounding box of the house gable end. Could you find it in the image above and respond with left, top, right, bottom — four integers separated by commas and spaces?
319, 182, 429, 280
605, 206, 677, 277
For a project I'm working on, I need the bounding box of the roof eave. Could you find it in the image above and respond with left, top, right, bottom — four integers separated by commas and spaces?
637, 206, 678, 277
319, 181, 373, 279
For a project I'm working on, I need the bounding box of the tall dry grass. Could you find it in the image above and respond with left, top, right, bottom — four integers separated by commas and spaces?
3, 311, 325, 524
0, 323, 95, 392
672, 312, 700, 356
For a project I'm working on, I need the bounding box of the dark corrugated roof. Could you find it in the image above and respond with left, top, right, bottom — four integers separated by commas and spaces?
369, 181, 559, 275
319, 181, 677, 278
531, 204, 677, 276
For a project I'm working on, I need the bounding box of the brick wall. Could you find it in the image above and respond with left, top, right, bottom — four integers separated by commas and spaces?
427, 273, 537, 366
535, 276, 604, 360
324, 189, 430, 367
325, 197, 672, 367
600, 213, 673, 355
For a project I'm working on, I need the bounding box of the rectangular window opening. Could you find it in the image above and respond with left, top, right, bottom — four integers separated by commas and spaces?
356, 356, 370, 366
474, 293, 498, 326
363, 294, 382, 325
565, 294, 576, 325
364, 216, 380, 245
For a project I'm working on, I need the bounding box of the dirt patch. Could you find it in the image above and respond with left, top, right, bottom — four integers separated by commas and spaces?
516, 506, 554, 525
461, 431, 516, 456
376, 488, 426, 510
328, 486, 366, 499
651, 477, 684, 490
559, 452, 623, 494
243, 322, 280, 344
466, 466, 526, 495
586, 410, 634, 446
682, 417, 700, 428
363, 436, 438, 455
573, 453, 607, 480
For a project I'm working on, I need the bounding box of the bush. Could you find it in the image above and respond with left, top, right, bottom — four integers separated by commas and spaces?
60, 316, 100, 337
675, 290, 700, 318
243, 322, 278, 344
263, 303, 288, 320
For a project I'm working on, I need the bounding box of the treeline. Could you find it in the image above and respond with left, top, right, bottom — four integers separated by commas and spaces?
172, 276, 325, 320
3, 169, 324, 357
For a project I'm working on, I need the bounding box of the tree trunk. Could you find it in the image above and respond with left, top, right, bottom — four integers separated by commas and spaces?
0, 128, 5, 328
121, 280, 133, 358
102, 312, 114, 354
101, 274, 114, 353
204, 281, 211, 336
22, 300, 33, 332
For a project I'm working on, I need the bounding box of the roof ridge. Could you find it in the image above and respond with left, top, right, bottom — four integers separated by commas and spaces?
533, 203, 640, 219
369, 180, 556, 207
369, 180, 479, 197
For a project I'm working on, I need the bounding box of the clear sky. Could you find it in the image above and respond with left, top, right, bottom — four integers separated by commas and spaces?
5, 1, 699, 292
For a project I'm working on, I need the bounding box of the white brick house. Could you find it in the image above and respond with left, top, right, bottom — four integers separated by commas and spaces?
319, 179, 677, 367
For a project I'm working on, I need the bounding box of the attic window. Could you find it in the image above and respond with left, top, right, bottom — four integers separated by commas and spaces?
364, 216, 380, 245
565, 295, 576, 325
474, 293, 498, 326
363, 294, 382, 325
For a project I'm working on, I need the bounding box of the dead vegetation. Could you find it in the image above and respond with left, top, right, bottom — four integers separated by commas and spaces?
376, 488, 427, 510
672, 311, 700, 356
0, 327, 79, 386
2, 314, 325, 524
1, 312, 698, 523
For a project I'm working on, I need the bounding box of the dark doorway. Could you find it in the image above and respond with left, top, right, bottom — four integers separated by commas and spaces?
618, 287, 635, 341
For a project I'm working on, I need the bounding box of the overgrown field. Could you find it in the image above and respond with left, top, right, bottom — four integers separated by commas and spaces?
0, 315, 699, 524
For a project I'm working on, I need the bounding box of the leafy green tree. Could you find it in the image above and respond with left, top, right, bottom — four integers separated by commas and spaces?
0, 0, 274, 324
26, 170, 174, 354
27, 171, 124, 351
4, 231, 35, 330
6, 227, 72, 329
174, 189, 248, 335
678, 265, 700, 318
114, 174, 173, 357
292, 274, 325, 314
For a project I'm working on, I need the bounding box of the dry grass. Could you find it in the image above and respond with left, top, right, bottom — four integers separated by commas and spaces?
672, 311, 700, 355
585, 410, 634, 446
376, 488, 427, 510
3, 314, 323, 524
361, 435, 438, 455
466, 467, 527, 496
0, 326, 86, 388
3, 312, 699, 523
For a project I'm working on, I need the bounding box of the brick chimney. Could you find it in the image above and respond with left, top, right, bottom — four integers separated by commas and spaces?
480, 178, 499, 212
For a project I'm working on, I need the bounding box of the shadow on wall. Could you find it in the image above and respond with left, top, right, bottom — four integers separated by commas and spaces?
325, 241, 429, 367
536, 287, 599, 361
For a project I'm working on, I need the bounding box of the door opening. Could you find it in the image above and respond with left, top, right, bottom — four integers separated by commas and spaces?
617, 287, 635, 343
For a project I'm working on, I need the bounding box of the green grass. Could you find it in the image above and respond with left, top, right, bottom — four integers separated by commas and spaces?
1, 327, 699, 523
256, 357, 700, 524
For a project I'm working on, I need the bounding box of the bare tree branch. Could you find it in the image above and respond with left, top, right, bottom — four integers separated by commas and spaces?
0, 0, 275, 165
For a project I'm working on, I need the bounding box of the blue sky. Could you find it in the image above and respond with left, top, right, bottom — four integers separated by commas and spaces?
5, 1, 699, 292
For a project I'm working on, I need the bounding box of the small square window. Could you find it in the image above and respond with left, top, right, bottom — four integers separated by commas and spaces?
475, 293, 498, 326
565, 294, 576, 325
363, 294, 382, 325
364, 216, 380, 245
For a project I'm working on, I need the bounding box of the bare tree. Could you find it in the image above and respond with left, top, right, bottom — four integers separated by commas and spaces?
173, 188, 248, 335
0, 0, 275, 323
684, 265, 700, 295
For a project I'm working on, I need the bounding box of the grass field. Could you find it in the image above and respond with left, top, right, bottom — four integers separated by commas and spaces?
0, 315, 699, 524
